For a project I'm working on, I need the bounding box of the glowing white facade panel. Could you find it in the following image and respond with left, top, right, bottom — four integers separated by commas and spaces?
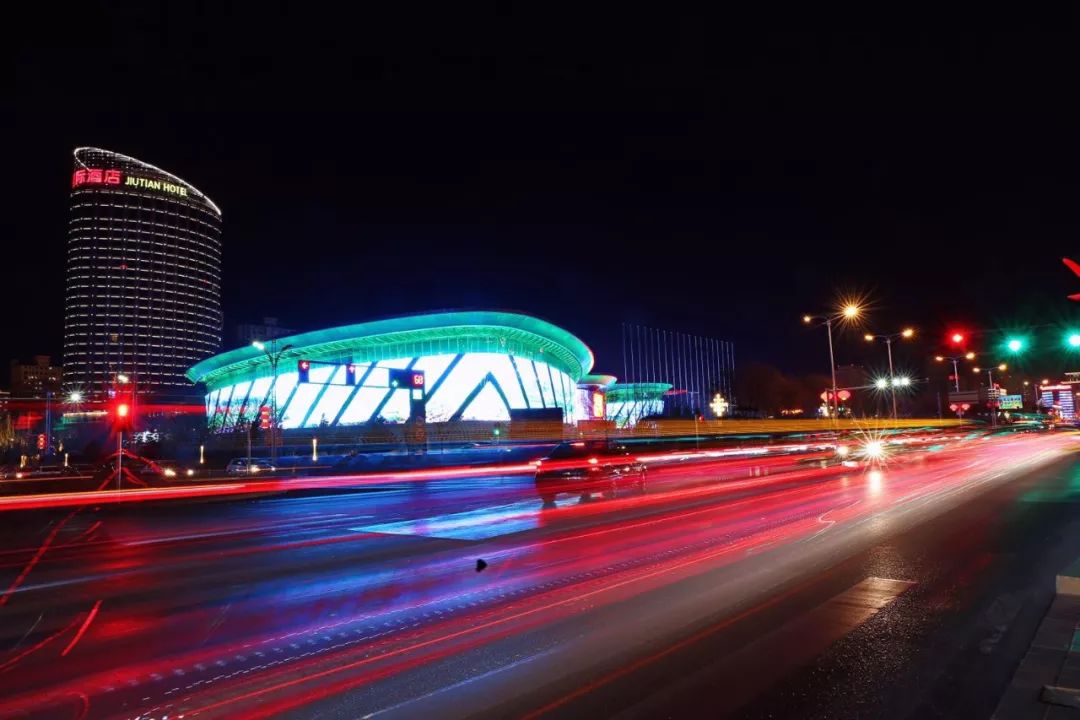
206, 352, 576, 430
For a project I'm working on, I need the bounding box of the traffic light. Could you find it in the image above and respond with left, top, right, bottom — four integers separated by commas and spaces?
388, 369, 426, 390
345, 363, 357, 386
298, 359, 310, 383
949, 331, 966, 346
113, 393, 133, 432
1066, 332, 1080, 349
1005, 336, 1027, 353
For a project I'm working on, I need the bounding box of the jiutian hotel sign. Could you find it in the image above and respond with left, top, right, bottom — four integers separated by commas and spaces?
72, 168, 189, 197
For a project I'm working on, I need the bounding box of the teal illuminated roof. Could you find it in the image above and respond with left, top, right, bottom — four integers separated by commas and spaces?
579, 374, 618, 388
188, 310, 594, 389
605, 382, 673, 402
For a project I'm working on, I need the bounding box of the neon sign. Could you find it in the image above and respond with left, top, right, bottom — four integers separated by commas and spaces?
124, 175, 188, 197
72, 168, 189, 197
72, 168, 121, 187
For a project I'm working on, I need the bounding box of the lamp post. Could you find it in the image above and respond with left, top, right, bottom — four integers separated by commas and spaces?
934, 351, 976, 392
973, 363, 1008, 428
864, 327, 914, 420
252, 339, 294, 465
803, 303, 861, 420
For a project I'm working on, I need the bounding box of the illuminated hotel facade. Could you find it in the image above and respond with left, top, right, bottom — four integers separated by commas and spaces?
63, 147, 223, 399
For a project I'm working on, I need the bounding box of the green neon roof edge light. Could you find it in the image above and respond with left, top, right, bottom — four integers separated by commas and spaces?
187, 310, 595, 388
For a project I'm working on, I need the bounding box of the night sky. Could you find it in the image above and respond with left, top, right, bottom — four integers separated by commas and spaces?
11, 6, 1079, 382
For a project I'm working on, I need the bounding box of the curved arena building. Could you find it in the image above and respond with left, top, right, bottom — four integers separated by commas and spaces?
186, 311, 594, 430
64, 147, 223, 399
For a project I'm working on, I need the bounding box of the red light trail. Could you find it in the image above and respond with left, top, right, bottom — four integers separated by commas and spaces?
0, 431, 1072, 719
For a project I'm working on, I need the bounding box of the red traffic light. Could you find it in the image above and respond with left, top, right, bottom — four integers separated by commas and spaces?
112, 396, 134, 432
37, 433, 46, 450
949, 332, 966, 345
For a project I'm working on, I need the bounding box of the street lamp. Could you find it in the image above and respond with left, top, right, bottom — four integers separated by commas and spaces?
973, 363, 1009, 428
67, 391, 83, 403
935, 350, 977, 393
252, 339, 294, 464
803, 303, 862, 420
864, 327, 915, 419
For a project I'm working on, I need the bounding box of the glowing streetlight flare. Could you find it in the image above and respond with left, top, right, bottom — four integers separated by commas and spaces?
251, 340, 266, 351
965, 351, 976, 360
901, 328, 915, 338
842, 304, 860, 319
935, 355, 944, 362
802, 314, 813, 324
68, 391, 83, 403
998, 363, 1007, 371
875, 377, 889, 389
864, 334, 875, 342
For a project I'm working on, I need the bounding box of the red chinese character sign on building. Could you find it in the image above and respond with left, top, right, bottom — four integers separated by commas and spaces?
259, 406, 271, 430
72, 167, 124, 188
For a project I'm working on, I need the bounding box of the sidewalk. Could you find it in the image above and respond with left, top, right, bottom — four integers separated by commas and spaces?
993, 559, 1080, 719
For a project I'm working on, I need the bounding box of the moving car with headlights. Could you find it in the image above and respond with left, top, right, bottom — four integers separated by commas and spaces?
226, 458, 277, 476
535, 440, 646, 506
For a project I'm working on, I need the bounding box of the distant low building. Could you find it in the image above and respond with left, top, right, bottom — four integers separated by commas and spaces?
235, 317, 295, 348
10, 356, 62, 398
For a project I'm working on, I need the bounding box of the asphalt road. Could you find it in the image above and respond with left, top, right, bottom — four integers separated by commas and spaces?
0, 430, 1075, 719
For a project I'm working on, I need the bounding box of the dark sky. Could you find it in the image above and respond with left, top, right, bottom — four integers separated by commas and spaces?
11, 6, 1079, 381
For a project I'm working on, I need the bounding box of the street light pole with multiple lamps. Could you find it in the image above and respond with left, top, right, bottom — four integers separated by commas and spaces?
252, 339, 294, 464
864, 328, 915, 420
803, 304, 861, 420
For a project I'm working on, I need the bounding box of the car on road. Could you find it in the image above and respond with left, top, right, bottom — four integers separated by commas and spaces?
0, 464, 85, 481
226, 458, 277, 476
535, 440, 647, 506
93, 452, 179, 487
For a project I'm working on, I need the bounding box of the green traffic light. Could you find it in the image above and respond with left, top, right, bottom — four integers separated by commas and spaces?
1006, 337, 1025, 353
1067, 332, 1080, 349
